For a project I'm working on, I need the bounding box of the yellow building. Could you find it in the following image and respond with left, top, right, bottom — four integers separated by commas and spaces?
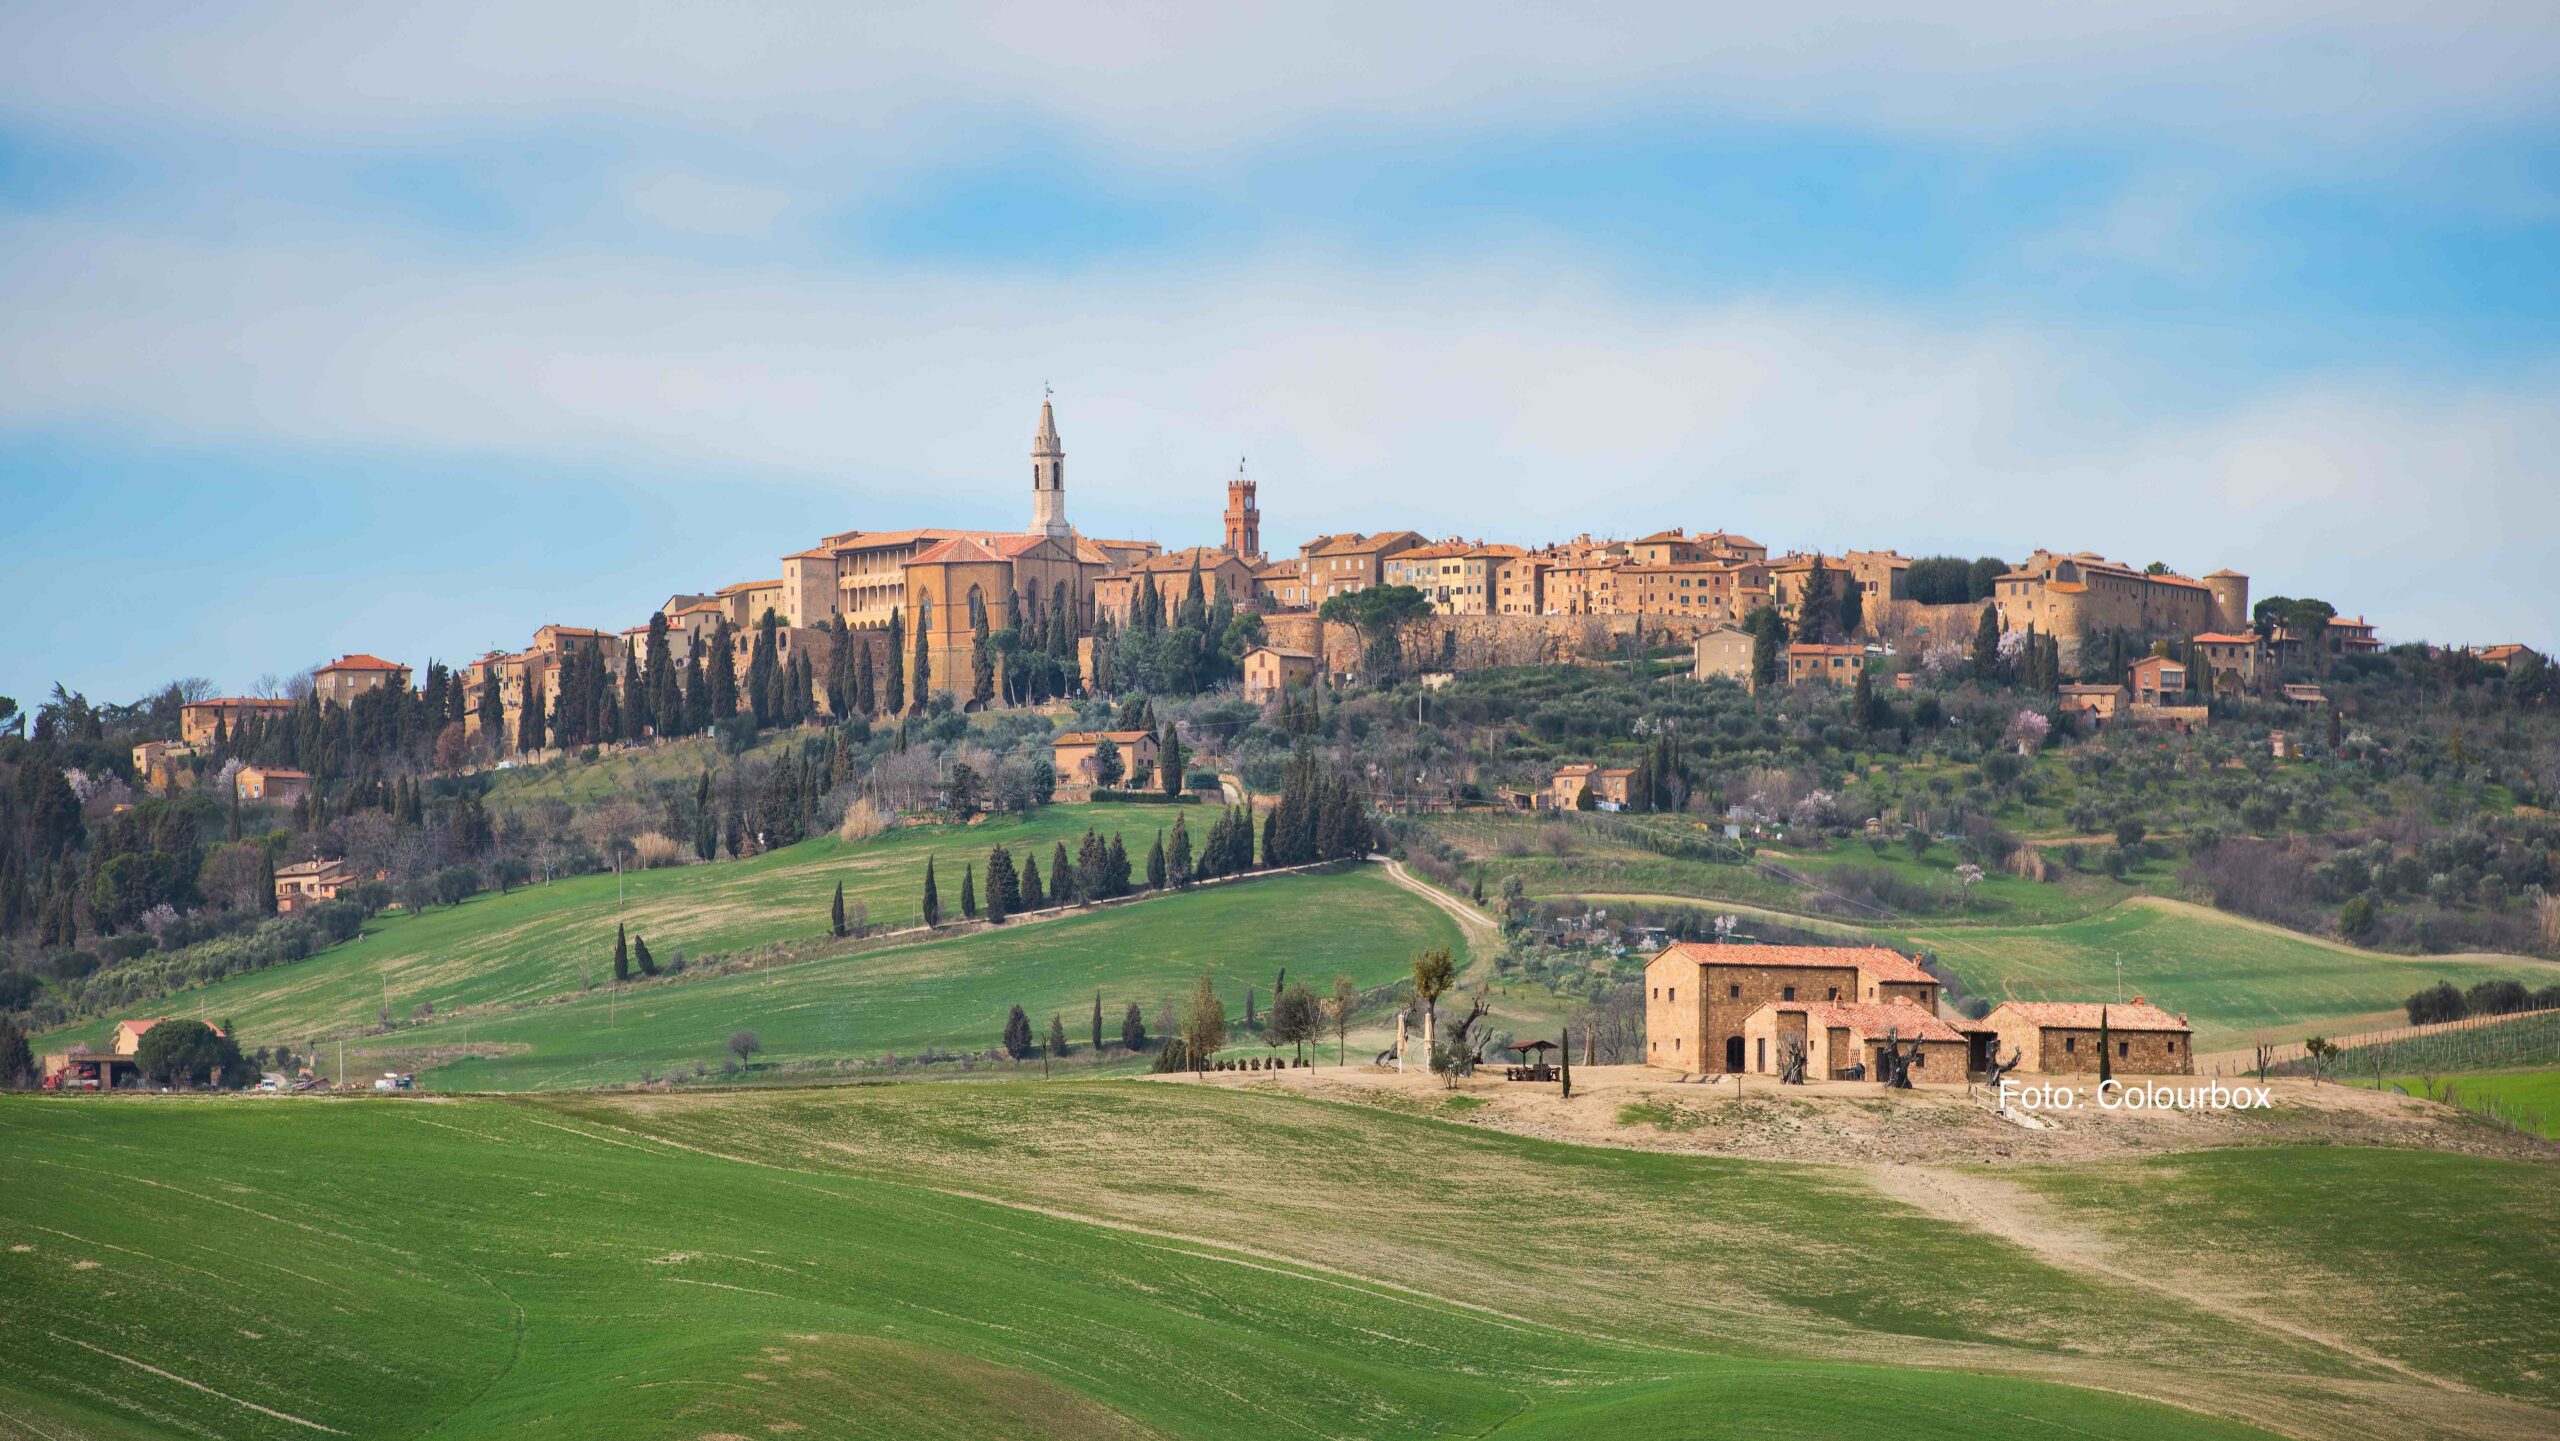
1992, 552, 2241, 664
312, 654, 411, 708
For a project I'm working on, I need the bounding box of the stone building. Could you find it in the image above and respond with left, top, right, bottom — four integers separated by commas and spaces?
312, 654, 410, 708
1785, 643, 1866, 687
2191, 631, 2269, 696
1098, 546, 1259, 625
1302, 531, 1426, 603
1982, 999, 2193, 1075
2056, 683, 2127, 726
2127, 655, 2189, 706
1739, 998, 1967, 1080
1622, 560, 1760, 620
1645, 942, 1940, 1075
274, 857, 355, 913
180, 697, 295, 748
1242, 645, 1316, 703
1052, 728, 1160, 793
1251, 557, 1311, 612
1223, 467, 1263, 561
774, 399, 1159, 652
1691, 624, 1755, 686
235, 765, 309, 805
1548, 763, 1634, 811
1991, 552, 2242, 664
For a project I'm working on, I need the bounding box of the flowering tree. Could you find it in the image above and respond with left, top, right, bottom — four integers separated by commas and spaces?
1954, 863, 1986, 908
1789, 790, 1837, 828
1997, 628, 2030, 664
2007, 710, 2051, 750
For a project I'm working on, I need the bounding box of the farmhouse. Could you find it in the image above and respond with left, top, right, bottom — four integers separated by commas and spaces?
1242, 645, 1316, 703
311, 653, 411, 708
1052, 729, 1160, 793
1739, 998, 1968, 1080
1690, 624, 1755, 686
235, 765, 310, 805
1549, 763, 1634, 810
179, 696, 295, 747
275, 857, 356, 913
1983, 998, 2193, 1075
41, 1018, 227, 1090
1645, 942, 1940, 1075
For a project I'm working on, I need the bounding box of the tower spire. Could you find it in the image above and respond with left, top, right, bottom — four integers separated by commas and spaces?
1029, 391, 1068, 538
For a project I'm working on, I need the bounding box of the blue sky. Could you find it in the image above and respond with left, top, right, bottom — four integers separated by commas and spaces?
3, 2, 2555, 704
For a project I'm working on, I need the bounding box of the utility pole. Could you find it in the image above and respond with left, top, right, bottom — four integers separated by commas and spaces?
336, 1039, 343, 1089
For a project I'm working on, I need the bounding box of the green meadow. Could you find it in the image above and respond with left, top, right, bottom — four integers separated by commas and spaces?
361, 868, 1454, 1090
2377, 1068, 2560, 1138
14, 1083, 2550, 1440
36, 803, 1303, 1058
1879, 902, 2558, 1050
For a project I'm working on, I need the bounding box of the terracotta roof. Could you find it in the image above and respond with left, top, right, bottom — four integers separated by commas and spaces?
1762, 1000, 1966, 1043
317, 654, 405, 673
1788, 644, 1867, 658
909, 536, 1009, 566
2191, 632, 2260, 645
1388, 541, 1474, 562
1653, 942, 1936, 986
1552, 763, 1600, 778
187, 697, 296, 710
1597, 767, 1638, 780
784, 546, 834, 560
2203, 568, 2248, 579
1054, 730, 1156, 746
1635, 529, 1691, 544
1253, 559, 1304, 579
2057, 683, 2125, 695
1987, 999, 2191, 1033
1247, 645, 1316, 661
275, 858, 351, 879
1130, 545, 1246, 573
241, 766, 309, 779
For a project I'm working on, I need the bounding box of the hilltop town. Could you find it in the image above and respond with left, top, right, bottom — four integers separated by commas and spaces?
139, 395, 2534, 797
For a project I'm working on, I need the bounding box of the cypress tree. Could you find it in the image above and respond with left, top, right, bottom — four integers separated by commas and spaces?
1052, 841, 1076, 904
912, 619, 931, 713
1020, 853, 1044, 911
1972, 602, 2002, 679
634, 935, 657, 976
1794, 559, 1835, 644
1091, 991, 1104, 1051
1002, 1005, 1033, 1059
1168, 814, 1194, 886
970, 611, 995, 710
612, 923, 630, 983
1146, 830, 1166, 890
960, 863, 977, 920
1106, 833, 1131, 896
922, 857, 941, 926
984, 846, 1015, 923
855, 640, 876, 717
831, 880, 847, 937
621, 638, 645, 741
1159, 720, 1185, 797
709, 616, 739, 719
478, 667, 505, 747
1122, 1000, 1146, 1050
884, 608, 906, 716
1048, 1012, 1069, 1059
2098, 1007, 2114, 1086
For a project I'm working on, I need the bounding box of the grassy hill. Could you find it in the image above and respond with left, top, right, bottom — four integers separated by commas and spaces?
352, 868, 1452, 1090
33, 803, 1463, 1088
1876, 900, 2558, 1051
16, 1082, 2550, 1440
1421, 813, 2554, 1051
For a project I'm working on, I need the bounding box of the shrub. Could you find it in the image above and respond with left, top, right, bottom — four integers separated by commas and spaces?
630, 832, 687, 869
838, 798, 889, 843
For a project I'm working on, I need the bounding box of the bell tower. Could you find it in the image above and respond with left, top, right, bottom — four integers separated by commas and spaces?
1223, 458, 1261, 561
1029, 390, 1068, 538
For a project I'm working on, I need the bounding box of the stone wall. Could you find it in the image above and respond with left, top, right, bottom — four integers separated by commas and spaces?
1264, 610, 1749, 679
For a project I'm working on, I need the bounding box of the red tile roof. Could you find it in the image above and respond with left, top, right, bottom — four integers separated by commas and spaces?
909, 536, 1009, 566
2191, 631, 2260, 645
1988, 999, 2191, 1033
1054, 730, 1156, 746
1762, 1000, 1965, 1043
317, 653, 405, 673
1654, 942, 1936, 985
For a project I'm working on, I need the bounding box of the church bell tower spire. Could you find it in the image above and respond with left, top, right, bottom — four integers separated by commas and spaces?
1029, 387, 1069, 538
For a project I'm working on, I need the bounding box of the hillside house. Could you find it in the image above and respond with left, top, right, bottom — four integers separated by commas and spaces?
275, 857, 355, 913
1052, 729, 1160, 793
1982, 999, 2192, 1075
1739, 998, 1967, 1080
1242, 645, 1317, 703
2127, 656, 2188, 706
235, 765, 310, 805
1645, 943, 1940, 1076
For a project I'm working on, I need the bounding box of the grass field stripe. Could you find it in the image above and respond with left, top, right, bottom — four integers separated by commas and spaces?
45, 1333, 344, 1433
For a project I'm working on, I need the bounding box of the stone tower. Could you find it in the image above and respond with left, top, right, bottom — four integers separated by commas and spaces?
1223, 460, 1261, 561
2204, 569, 2250, 633
1029, 394, 1069, 538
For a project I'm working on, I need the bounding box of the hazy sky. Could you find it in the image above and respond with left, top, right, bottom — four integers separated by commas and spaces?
4, 2, 2555, 705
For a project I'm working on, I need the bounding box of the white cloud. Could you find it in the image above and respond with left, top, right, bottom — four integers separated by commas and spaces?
1, 213, 2550, 650
618, 167, 800, 239
4, 1, 2555, 160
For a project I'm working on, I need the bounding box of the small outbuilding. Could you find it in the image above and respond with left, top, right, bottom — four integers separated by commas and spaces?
1982, 997, 2193, 1075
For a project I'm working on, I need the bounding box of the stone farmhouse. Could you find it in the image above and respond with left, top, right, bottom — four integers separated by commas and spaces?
234, 764, 309, 805
1241, 645, 1316, 703
1983, 999, 2194, 1075
1645, 942, 1941, 1076
1052, 728, 1160, 795
274, 857, 355, 912
1548, 763, 1634, 811
1740, 998, 1968, 1080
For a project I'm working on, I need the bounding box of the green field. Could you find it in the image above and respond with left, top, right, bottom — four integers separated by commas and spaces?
14, 1083, 2550, 1440
35, 803, 1287, 1058
356, 868, 1455, 1090
1880, 901, 2558, 1051
2377, 1068, 2560, 1138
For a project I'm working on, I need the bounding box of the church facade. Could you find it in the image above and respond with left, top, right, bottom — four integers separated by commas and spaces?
775, 397, 1163, 704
